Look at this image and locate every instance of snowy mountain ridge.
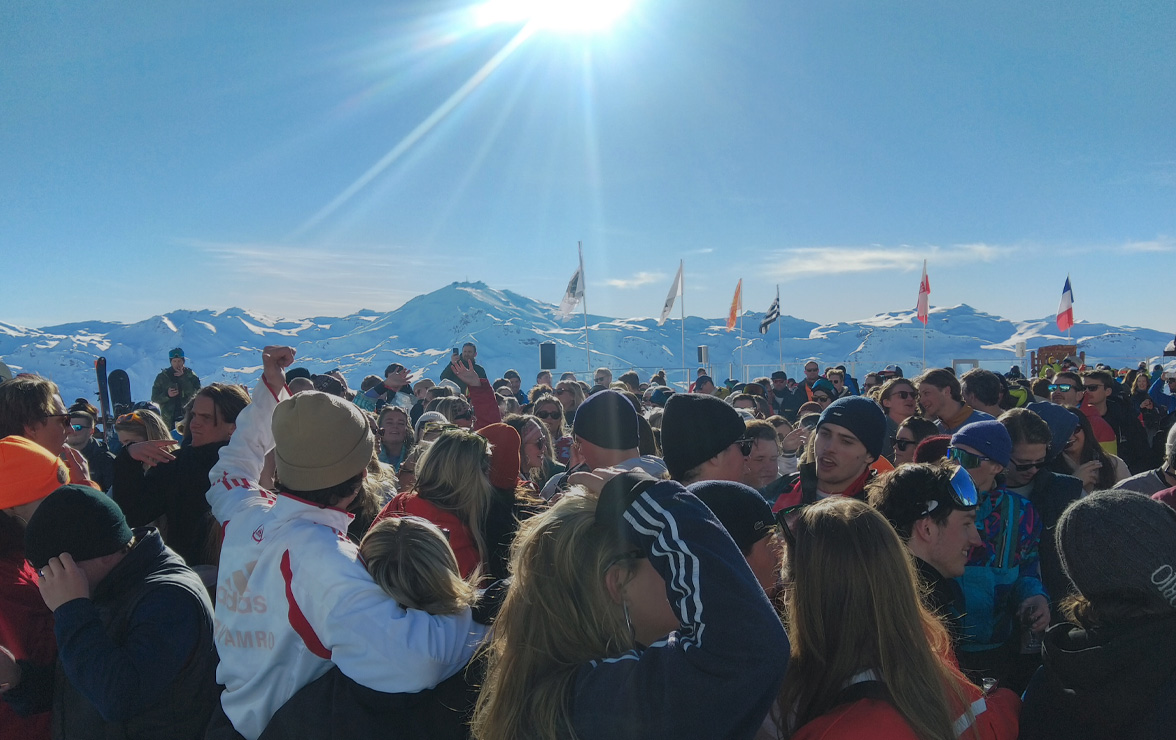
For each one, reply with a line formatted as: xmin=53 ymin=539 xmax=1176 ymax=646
xmin=1 ymin=281 xmax=1172 ymax=404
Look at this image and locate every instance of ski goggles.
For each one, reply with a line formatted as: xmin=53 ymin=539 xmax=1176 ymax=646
xmin=947 ymin=446 xmax=993 ymax=469
xmin=921 ymin=465 xmax=979 ymax=516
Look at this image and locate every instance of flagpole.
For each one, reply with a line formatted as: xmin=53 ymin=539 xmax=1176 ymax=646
xmin=579 ymin=241 xmax=590 ymax=376
xmin=679 ymin=259 xmax=686 ymax=391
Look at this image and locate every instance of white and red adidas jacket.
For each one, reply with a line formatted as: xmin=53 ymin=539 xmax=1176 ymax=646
xmin=205 ymin=378 xmax=486 ymax=740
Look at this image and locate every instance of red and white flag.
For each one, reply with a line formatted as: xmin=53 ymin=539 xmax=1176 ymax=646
xmin=1056 ymin=277 xmax=1075 ymax=332
xmin=726 ymin=279 xmax=742 ymax=331
xmin=915 ymin=260 xmax=930 ymax=325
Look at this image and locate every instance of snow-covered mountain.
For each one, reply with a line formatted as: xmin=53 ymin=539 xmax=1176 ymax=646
xmin=1 ymin=281 xmax=1172 ymax=404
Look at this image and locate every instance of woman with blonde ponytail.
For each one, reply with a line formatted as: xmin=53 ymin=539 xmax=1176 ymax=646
xmin=473 ymin=471 xmax=789 ymax=740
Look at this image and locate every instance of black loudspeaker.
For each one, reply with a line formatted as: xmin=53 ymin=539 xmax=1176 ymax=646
xmin=697 ymin=345 xmax=709 ymax=363
xmin=540 ymin=342 xmax=557 ymax=369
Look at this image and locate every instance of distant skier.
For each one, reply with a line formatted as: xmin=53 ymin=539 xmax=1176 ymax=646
xmin=151 ymin=347 xmax=200 ymax=431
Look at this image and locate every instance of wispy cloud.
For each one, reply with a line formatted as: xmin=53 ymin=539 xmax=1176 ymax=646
xmin=1120 ymin=236 xmax=1175 ymax=253
xmin=179 ymin=238 xmax=447 ymax=316
xmin=764 ymin=243 xmax=1014 ymax=280
xmin=605 ymin=271 xmax=666 ymax=289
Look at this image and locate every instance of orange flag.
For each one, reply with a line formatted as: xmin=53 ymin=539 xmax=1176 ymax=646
xmin=726 ymin=279 xmax=742 ymax=331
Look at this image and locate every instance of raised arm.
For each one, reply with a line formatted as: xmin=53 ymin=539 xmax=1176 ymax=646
xmin=205 ymin=346 xmax=292 ymax=524
xmin=572 ymin=473 xmax=790 ymax=740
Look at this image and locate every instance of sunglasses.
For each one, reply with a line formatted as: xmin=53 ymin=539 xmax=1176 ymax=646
xmin=454 ymin=410 xmax=475 ymax=421
xmin=920 ymin=465 xmax=979 ymax=516
xmin=422 ymin=422 xmax=458 ymax=436
xmin=775 ymin=503 xmax=812 ymax=548
xmin=812 ymin=395 xmax=831 ymax=403
xmin=891 ymin=437 xmax=917 ymax=452
xmin=535 ymin=410 xmax=562 ymax=420
xmin=555 ymin=388 xmax=573 ymax=396
xmin=948 ymin=447 xmax=993 ymax=469
xmin=116 ymin=411 xmax=147 ymax=425
xmin=70 ymin=423 xmax=92 ymax=432
xmin=604 ymin=548 xmax=647 ymax=572
xmin=44 ymin=413 xmax=73 ymax=427
xmin=1082 ymin=384 xmax=1103 ymax=392
xmin=1047 ymin=384 xmax=1075 ymax=392
xmin=1009 ymin=458 xmax=1047 ymax=473
xmin=736 ymin=436 xmax=756 ymax=456
xmin=889 ymin=390 xmax=915 ymax=400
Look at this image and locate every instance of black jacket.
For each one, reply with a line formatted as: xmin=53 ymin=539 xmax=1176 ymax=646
xmin=77 ymin=437 xmax=116 ymax=493
xmin=1019 ymin=613 xmax=1176 ymax=740
xmin=258 ymin=664 xmax=480 ymax=740
xmin=111 ymin=441 xmax=227 ymax=567
xmin=1017 ymin=470 xmax=1084 ymax=622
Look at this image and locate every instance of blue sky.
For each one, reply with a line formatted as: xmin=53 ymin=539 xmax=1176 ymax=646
xmin=3 ymin=0 xmax=1173 ymax=330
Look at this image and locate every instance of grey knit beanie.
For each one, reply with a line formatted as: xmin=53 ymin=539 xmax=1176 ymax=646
xmin=1056 ymin=490 xmax=1176 ymax=614
xmin=272 ymin=391 xmax=375 ymax=491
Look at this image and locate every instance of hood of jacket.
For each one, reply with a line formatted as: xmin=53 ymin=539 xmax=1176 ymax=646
xmin=1038 ymin=613 xmax=1176 ymax=728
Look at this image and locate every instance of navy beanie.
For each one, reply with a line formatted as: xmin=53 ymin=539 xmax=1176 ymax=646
xmin=817 ymin=396 xmax=887 ymax=460
xmin=1026 ymin=401 xmax=1080 ymax=460
xmin=661 ymin=393 xmax=747 ymax=480
xmin=25 ymin=484 xmax=134 ymax=570
xmin=573 ymin=390 xmax=640 ymax=451
xmin=951 ymin=420 xmax=1012 ymax=467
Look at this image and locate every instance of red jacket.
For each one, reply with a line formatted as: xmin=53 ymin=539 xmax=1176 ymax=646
xmin=0 ymin=522 xmax=54 ymax=740
xmin=373 ymin=494 xmax=480 ymax=578
xmin=771 ymin=466 xmax=874 ymax=513
xmin=792 ymin=674 xmax=1019 ymax=740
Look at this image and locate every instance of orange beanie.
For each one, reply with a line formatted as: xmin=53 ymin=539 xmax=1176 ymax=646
xmin=0 ymin=436 xmax=68 ymax=509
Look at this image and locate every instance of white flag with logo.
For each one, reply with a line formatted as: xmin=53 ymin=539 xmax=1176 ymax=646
xmin=759 ymin=287 xmax=780 ymax=334
xmin=557 ymin=245 xmax=585 ymax=319
xmin=658 ymin=261 xmax=683 ymax=326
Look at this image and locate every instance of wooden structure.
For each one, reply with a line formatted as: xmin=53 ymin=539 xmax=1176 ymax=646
xmin=1031 ymin=344 xmax=1084 ymax=375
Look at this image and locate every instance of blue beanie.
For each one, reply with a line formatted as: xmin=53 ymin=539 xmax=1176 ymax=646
xmin=817 ymin=396 xmax=887 ymax=460
xmin=951 ymin=420 xmax=1012 ymax=467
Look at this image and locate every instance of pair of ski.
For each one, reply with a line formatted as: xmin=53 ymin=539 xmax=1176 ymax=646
xmin=94 ymin=358 xmax=131 ymax=444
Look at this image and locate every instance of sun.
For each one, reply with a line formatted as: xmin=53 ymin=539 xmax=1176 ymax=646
xmin=473 ymin=0 xmax=635 ymax=33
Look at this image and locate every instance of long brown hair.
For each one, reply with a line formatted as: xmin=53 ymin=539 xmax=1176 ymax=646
xmin=775 ymin=498 xmax=973 ymax=740
xmin=471 ymin=490 xmax=636 ymax=740
xmin=1063 ymin=405 xmax=1119 ymax=490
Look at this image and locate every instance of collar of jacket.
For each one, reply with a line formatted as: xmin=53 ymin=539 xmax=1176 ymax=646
xmin=795 ymin=462 xmax=874 ymax=504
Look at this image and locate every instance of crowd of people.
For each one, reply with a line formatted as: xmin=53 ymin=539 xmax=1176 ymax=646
xmin=1 ymin=344 xmax=1175 ymax=740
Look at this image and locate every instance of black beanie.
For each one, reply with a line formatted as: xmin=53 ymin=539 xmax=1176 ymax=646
xmin=25 ymin=484 xmax=134 ymax=570
xmin=688 ymin=480 xmax=774 ymax=553
xmin=661 ymin=393 xmax=747 ymax=480
xmin=573 ymin=390 xmax=640 ymax=450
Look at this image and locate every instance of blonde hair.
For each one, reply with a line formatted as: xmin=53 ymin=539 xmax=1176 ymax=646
xmin=776 ymin=497 xmax=974 ymax=740
xmin=359 ymin=516 xmax=476 ymax=615
xmin=412 ymin=429 xmax=493 ymax=561
xmin=471 ymin=490 xmax=636 ymax=740
xmin=114 ymin=408 xmax=172 ymax=442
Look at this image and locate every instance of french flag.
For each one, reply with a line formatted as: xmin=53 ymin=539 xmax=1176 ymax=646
xmin=1056 ymin=277 xmax=1075 ymax=332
